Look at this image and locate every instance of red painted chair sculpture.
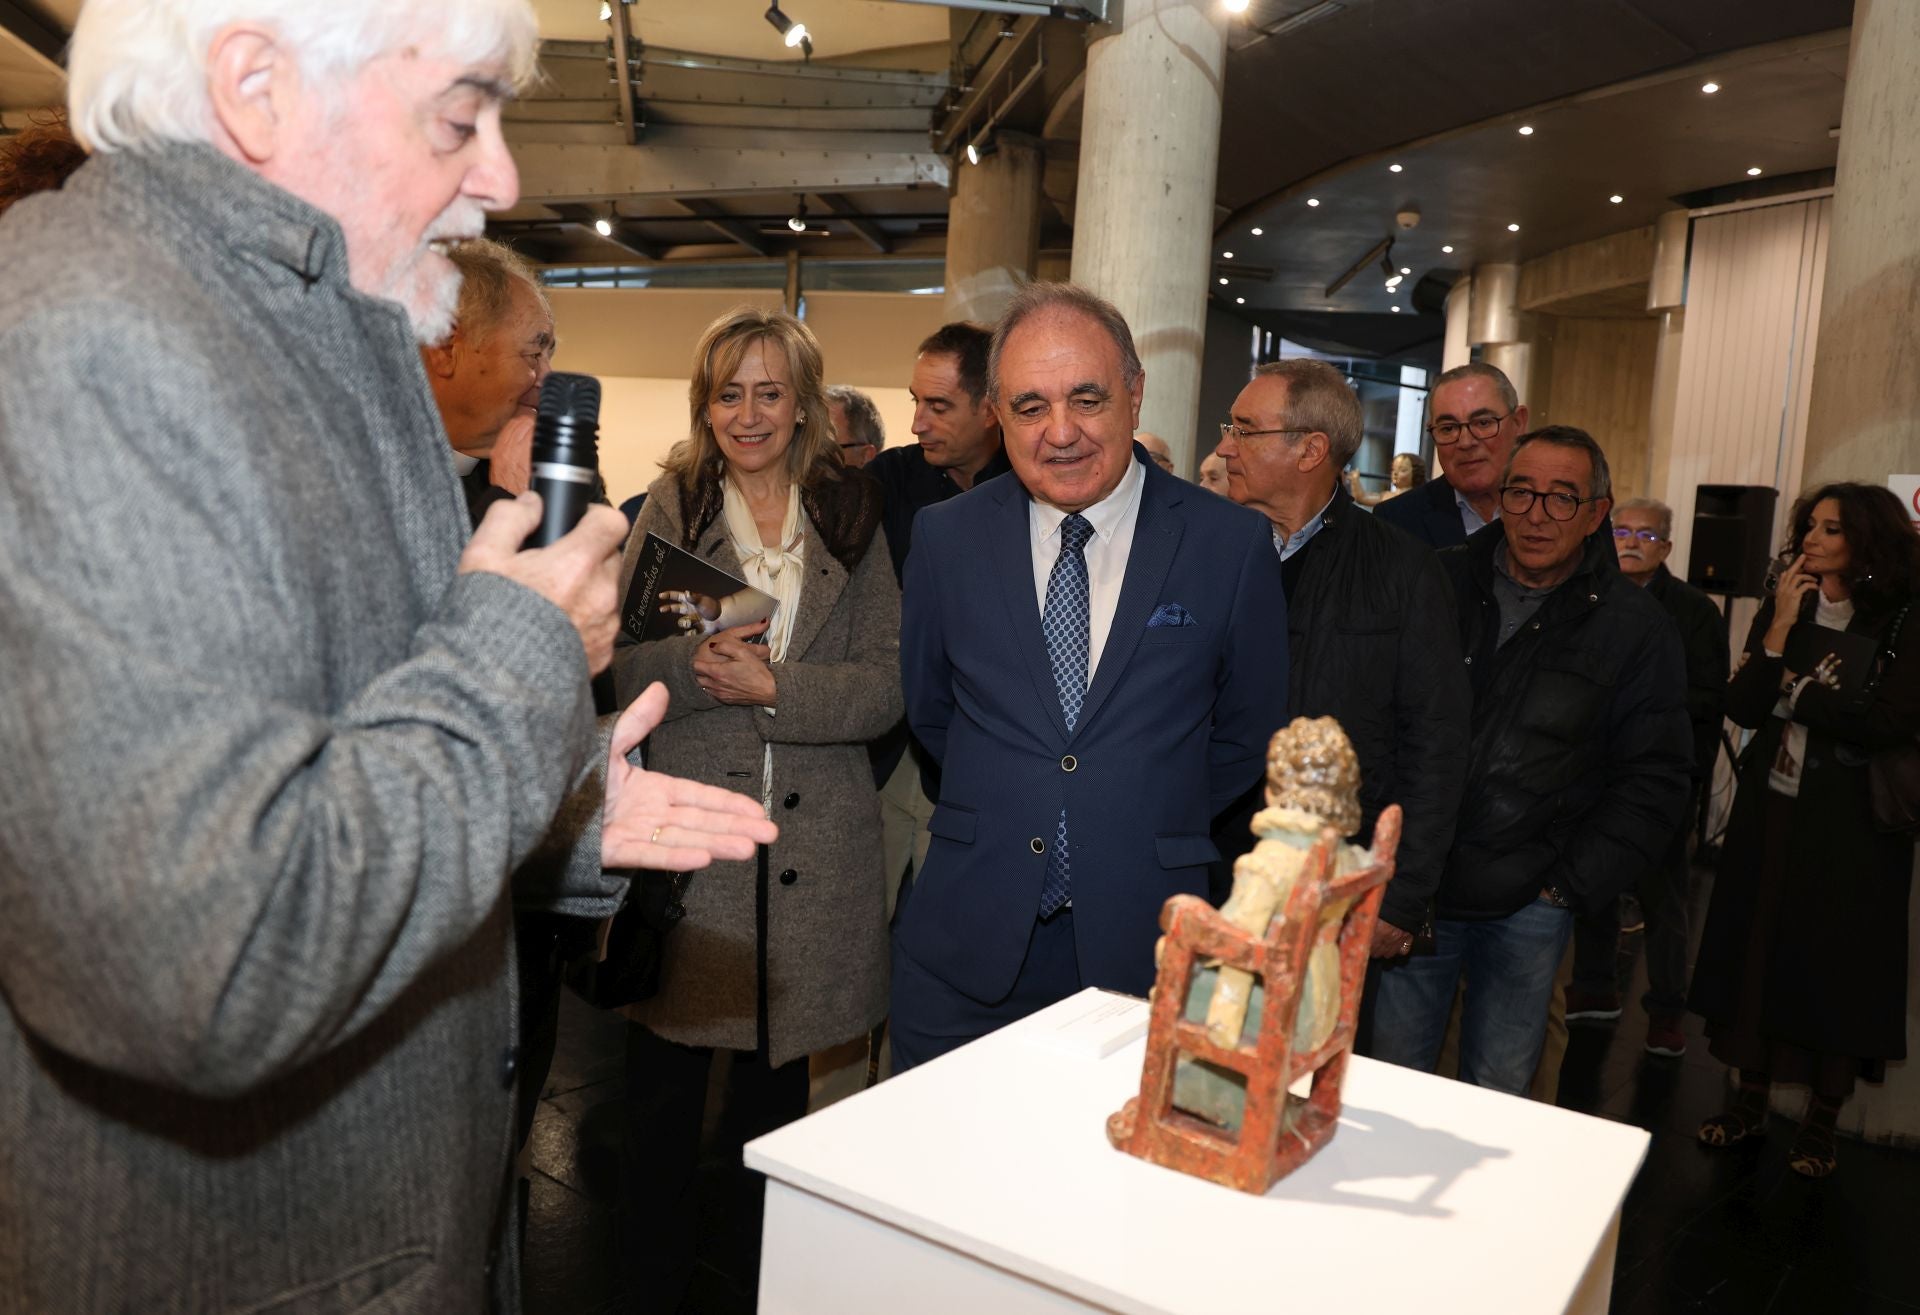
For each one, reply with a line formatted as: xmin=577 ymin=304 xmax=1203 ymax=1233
xmin=1108 ymin=717 xmax=1402 ymax=1194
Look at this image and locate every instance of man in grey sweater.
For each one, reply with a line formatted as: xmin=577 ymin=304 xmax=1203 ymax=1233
xmin=0 ymin=2 xmax=773 ymax=1310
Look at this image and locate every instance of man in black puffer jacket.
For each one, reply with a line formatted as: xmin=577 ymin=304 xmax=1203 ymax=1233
xmin=1212 ymin=360 xmax=1470 ymax=966
xmin=1369 ymin=426 xmax=1693 ymax=1095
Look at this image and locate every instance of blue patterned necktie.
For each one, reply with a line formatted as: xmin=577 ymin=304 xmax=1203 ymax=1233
xmin=1038 ymin=513 xmax=1093 ymax=917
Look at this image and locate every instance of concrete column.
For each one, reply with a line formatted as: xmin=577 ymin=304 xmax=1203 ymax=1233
xmin=1801 ymin=0 xmax=1920 ymax=487
xmin=1442 ymin=275 xmax=1473 ymax=372
xmin=944 ymin=132 xmax=1044 ymax=325
xmin=1070 ymin=0 xmax=1227 ymax=475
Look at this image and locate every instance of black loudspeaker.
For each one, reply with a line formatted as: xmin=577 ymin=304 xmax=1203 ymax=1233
xmin=1688 ymin=484 xmax=1779 ymax=596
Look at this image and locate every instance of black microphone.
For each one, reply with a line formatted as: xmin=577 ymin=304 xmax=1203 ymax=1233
xmin=528 ymin=372 xmax=602 ymax=547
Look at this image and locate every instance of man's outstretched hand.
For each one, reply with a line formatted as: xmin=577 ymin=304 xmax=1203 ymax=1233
xmin=601 ymin=682 xmax=777 ymax=870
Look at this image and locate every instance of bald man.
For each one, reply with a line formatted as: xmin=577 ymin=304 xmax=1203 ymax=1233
xmin=1135 ymin=431 xmax=1176 ymax=475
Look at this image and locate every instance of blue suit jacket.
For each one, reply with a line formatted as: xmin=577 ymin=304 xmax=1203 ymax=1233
xmin=1373 ymin=475 xmax=1468 ymax=549
xmin=897 ymin=452 xmax=1290 ymax=1002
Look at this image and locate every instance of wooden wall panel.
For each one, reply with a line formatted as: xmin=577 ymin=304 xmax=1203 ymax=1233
xmin=1538 ymin=315 xmax=1660 ymax=499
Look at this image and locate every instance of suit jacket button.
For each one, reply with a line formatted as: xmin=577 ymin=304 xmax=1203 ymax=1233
xmin=1061 ymin=754 xmax=1077 ymax=772
xmin=779 ymin=868 xmax=799 ymax=885
xmin=1030 ymin=837 xmax=1046 ymax=854
xmin=783 ymin=792 xmax=801 ymax=809
xmin=500 ymin=1046 xmax=520 ymax=1089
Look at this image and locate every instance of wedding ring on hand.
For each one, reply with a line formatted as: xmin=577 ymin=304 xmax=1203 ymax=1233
xmin=650 ymin=826 xmax=663 ymax=845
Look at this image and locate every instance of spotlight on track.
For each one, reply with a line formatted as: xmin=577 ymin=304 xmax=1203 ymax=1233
xmin=788 ymin=197 xmax=808 ymax=233
xmin=765 ymin=2 xmax=812 ymax=57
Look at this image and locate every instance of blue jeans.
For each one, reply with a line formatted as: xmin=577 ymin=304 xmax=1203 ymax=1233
xmin=1369 ymin=898 xmax=1574 ymax=1095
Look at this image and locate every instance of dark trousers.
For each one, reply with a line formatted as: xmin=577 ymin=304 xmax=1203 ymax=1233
xmin=620 ymin=1026 xmax=809 ymax=1311
xmin=890 ymin=907 xmax=1084 ymax=1072
xmin=1571 ymin=784 xmax=1697 ymax=1014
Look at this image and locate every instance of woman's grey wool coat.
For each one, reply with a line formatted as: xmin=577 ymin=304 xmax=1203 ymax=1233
xmin=612 ymin=471 xmax=903 ymax=1066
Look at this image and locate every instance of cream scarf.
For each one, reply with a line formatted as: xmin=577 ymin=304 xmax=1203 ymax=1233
xmin=721 ymin=478 xmax=805 ymax=812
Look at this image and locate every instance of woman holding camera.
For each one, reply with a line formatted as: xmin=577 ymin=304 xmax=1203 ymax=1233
xmin=1692 ymin=482 xmax=1920 ymax=1177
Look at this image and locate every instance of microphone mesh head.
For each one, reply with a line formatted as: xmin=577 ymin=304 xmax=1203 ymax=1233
xmin=537 ymin=372 xmax=602 ymax=424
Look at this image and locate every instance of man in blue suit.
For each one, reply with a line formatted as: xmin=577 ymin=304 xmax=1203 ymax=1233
xmin=892 ymin=283 xmax=1291 ymax=1069
xmin=1375 ymin=362 xmax=1528 ymax=549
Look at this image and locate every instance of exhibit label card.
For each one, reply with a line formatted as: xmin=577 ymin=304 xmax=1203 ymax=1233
xmin=1018 ymin=989 xmax=1150 ymax=1061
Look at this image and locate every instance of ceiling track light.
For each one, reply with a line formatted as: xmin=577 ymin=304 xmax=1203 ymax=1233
xmin=788 ymin=197 xmax=808 ymax=233
xmin=593 ymin=214 xmax=614 ymax=238
xmin=956 ymin=55 xmax=1044 ymax=170
xmin=765 ymin=2 xmax=812 ymax=58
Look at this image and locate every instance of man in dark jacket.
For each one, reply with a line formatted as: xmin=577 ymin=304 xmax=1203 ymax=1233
xmin=1370 ymin=427 xmax=1693 ymax=1094
xmin=1212 ymin=360 xmax=1471 ymax=959
xmin=1566 ymin=496 xmax=1729 ymax=1055
xmin=1376 ymin=362 xmax=1527 ymax=549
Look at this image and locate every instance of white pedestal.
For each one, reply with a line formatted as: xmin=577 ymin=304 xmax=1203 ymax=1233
xmin=748 ymin=989 xmax=1648 ymax=1315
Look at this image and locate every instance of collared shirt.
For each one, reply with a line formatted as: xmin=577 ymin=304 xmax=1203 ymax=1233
xmin=1490 ymin=543 xmax=1558 ymax=647
xmin=1457 ymin=486 xmax=1496 ymax=537
xmin=1270 ymin=491 xmax=1337 ymax=561
xmin=868 ymin=441 xmax=1015 ymax=585
xmin=1028 ymin=455 xmax=1146 ymax=685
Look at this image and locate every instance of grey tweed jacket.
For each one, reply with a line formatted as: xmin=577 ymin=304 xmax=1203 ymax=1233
xmin=613 ymin=472 xmax=901 ymax=1065
xmin=0 ymin=147 xmax=625 ymax=1312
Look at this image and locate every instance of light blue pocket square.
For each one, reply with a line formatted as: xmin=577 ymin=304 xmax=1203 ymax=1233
xmin=1147 ymin=602 xmax=1198 ymax=628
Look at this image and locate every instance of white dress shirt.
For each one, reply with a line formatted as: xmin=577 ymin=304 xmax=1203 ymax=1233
xmin=1028 ymin=456 xmax=1146 ymax=686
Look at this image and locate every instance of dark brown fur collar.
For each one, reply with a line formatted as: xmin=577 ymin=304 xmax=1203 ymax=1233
xmin=673 ymin=464 xmax=884 ymax=575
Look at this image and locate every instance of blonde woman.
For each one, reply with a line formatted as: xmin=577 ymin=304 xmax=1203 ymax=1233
xmin=610 ymin=307 xmax=900 ymax=1301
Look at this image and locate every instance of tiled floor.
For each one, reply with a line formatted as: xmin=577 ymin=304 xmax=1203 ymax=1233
xmin=524 ymin=865 xmax=1920 ymax=1314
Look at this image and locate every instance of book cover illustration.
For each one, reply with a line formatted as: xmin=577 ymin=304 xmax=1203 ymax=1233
xmin=622 ymin=532 xmax=777 ymax=643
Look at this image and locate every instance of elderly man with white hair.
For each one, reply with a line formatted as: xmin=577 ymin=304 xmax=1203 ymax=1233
xmin=0 ymin=2 xmax=775 ymax=1310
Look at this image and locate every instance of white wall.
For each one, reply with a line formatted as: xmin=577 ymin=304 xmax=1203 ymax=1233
xmin=547 ymin=288 xmax=946 ymax=505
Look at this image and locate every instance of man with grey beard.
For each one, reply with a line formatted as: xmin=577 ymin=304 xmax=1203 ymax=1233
xmin=0 ymin=1 xmax=773 ymax=1309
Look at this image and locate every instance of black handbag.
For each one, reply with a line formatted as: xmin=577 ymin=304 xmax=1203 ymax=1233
xmin=563 ymin=871 xmax=688 ymax=1009
xmin=1865 ymin=603 xmax=1920 ymax=836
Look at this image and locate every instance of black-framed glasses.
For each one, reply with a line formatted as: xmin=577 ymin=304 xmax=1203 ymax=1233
xmin=1428 ymin=411 xmax=1512 ymax=445
xmin=1612 ymin=527 xmax=1666 ymax=544
xmin=1500 ymin=485 xmax=1598 ymax=522
xmin=837 ymin=440 xmax=872 ymax=452
xmin=1220 ymin=422 xmax=1314 ymax=441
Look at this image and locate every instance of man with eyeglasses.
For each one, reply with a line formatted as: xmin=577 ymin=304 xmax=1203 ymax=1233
xmin=1564 ymin=497 xmax=1729 ymax=1056
xmin=1211 ymin=360 xmax=1469 ymax=977
xmin=827 ymin=383 xmax=885 ymax=468
xmin=1368 ymin=426 xmax=1693 ymax=1096
xmin=1376 ymin=361 xmax=1527 ymax=548
xmin=422 ymin=238 xmax=562 ymax=523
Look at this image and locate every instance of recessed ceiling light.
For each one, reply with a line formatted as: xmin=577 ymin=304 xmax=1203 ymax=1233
xmin=1235 ymin=296 xmax=1246 ymax=305
xmin=1399 ymin=266 xmax=1410 ymax=275
xmin=1223 ymin=251 xmax=1234 ymax=259
xmin=1389 ymin=163 xmax=1403 ymax=173
xmin=1507 ymin=223 xmax=1521 ymax=232
xmin=1702 ymin=81 xmax=1721 ymax=94
xmin=1747 ymin=166 xmax=1763 ymax=176
xmin=1251 ymin=227 xmax=1263 ymax=236
xmin=1306 ymin=198 xmax=1320 ymax=207
xmin=1390 ymin=305 xmax=1402 ymax=313
xmin=1218 ymin=277 xmax=1228 ymax=285
xmin=1518 ymin=125 xmax=1534 ymax=136
xmin=1441 ymin=244 xmax=1454 ymax=253
xmin=1609 ymin=194 xmax=1624 ymax=204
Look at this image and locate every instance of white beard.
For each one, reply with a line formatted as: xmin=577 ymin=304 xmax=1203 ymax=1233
xmin=388 ymin=200 xmax=488 ymax=346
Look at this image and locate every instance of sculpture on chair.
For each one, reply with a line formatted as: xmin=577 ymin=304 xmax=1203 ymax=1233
xmin=1108 ymin=716 xmax=1402 ymax=1193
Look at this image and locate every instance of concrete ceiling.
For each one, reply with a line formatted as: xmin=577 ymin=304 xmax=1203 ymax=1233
xmin=0 ymin=0 xmax=1866 ymax=305
xmin=1214 ymin=28 xmax=1849 ymax=317
xmin=1209 ymin=0 xmax=1854 ymax=323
